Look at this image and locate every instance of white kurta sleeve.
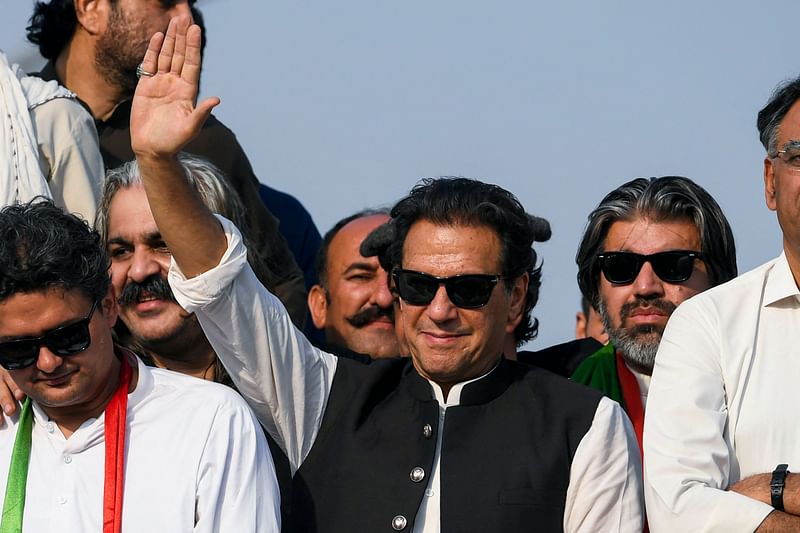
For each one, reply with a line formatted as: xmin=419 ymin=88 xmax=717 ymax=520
xmin=31 ymin=97 xmax=103 ymax=223
xmin=644 ymin=299 xmax=773 ymax=532
xmin=564 ymin=396 xmax=644 ymax=532
xmin=169 ymin=216 xmax=338 ymax=473
xmin=194 ymin=398 xmax=280 ymax=532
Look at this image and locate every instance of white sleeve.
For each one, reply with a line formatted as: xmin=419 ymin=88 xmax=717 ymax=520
xmin=169 ymin=216 xmax=338 ymax=473
xmin=30 ymin=97 xmax=103 ymax=223
xmin=564 ymin=396 xmax=643 ymax=533
xmin=644 ymin=300 xmax=772 ymax=532
xmin=194 ymin=399 xmax=280 ymax=532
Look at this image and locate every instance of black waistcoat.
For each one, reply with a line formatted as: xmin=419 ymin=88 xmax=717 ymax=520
xmin=290 ymin=357 xmax=602 ymax=533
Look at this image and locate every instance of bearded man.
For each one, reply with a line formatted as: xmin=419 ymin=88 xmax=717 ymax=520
xmin=573 ymin=176 xmax=737 ymax=453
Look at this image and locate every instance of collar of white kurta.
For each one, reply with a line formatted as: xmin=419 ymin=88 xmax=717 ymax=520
xmin=763 ymin=252 xmax=800 ymax=307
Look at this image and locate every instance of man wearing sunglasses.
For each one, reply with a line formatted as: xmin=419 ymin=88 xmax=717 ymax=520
xmin=574 ymin=176 xmax=737 ymax=455
xmin=645 ymin=79 xmax=800 ymax=531
xmin=0 ymin=200 xmax=279 ymax=531
xmin=130 ymin=17 xmax=643 ymax=532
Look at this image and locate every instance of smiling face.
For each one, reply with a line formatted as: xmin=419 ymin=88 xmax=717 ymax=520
xmin=308 ymin=214 xmax=400 ymax=358
xmin=106 ymin=185 xmax=202 ymax=353
xmin=399 ymin=220 xmax=526 ymax=392
xmin=597 ymin=216 xmax=711 ymax=374
xmin=0 ymin=288 xmax=119 ymax=422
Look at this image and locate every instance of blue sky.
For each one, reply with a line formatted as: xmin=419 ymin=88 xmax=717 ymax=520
xmin=2 ymin=1 xmax=791 ymax=348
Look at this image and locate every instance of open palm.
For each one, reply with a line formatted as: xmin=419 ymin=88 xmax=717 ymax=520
xmin=130 ymin=15 xmax=219 ymax=159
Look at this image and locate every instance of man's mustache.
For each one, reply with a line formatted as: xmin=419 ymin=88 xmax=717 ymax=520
xmin=619 ymin=297 xmax=676 ymax=323
xmin=117 ymin=275 xmax=177 ymax=306
xmin=346 ymin=304 xmax=395 ymax=328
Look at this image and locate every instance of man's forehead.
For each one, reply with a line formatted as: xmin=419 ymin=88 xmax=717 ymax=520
xmin=603 ymin=217 xmax=701 ymax=253
xmin=329 ymin=215 xmax=390 ymax=264
xmin=106 ymin=186 xmax=159 ymax=240
xmin=401 ymin=220 xmax=503 ymax=272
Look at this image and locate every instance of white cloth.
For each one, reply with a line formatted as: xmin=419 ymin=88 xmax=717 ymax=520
xmin=0 ymin=51 xmax=53 ymax=204
xmin=0 ymin=357 xmax=280 ymax=532
xmin=30 ymin=96 xmax=103 ymax=222
xmin=0 ymin=51 xmax=102 ymax=221
xmin=644 ymin=253 xmax=800 ymax=532
xmin=170 ymin=216 xmax=644 ymax=533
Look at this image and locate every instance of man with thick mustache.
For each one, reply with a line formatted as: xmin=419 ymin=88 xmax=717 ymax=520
xmin=573 ymin=176 xmax=737 ymax=454
xmin=307 ymin=209 xmax=401 ymax=358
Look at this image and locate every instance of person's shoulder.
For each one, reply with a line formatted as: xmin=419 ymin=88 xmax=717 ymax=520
xmin=509 ymin=359 xmax=604 ymax=405
xmin=677 ymin=256 xmax=779 ymax=316
xmin=148 ymin=366 xmax=250 ymax=411
xmin=517 ymin=338 xmax=603 ymax=377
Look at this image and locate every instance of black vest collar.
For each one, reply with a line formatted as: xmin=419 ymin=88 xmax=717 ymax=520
xmin=402 ymin=356 xmax=513 ymax=406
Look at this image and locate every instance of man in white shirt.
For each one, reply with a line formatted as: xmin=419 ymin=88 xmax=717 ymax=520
xmin=0 ymin=200 xmax=279 ymax=531
xmin=644 ymin=77 xmax=800 ymax=531
xmin=132 ymin=16 xmax=643 ymax=532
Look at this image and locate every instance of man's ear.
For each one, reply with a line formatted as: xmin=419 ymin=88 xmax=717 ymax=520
xmin=74 ymin=0 xmax=109 ymax=35
xmin=101 ymin=285 xmax=119 ymax=328
xmin=308 ymin=285 xmax=329 ymax=329
xmin=765 ymin=156 xmax=778 ymax=211
xmin=575 ymin=311 xmax=588 ymax=339
xmin=505 ymin=273 xmax=528 ymax=334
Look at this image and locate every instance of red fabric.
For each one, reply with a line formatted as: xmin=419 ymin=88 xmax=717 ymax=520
xmin=615 ymin=351 xmax=648 ymax=533
xmin=103 ymin=356 xmax=132 ymax=533
xmin=615 ymin=351 xmax=644 ymax=460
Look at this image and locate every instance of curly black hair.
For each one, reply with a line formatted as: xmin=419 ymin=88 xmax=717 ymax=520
xmin=0 ymin=199 xmax=110 ymax=303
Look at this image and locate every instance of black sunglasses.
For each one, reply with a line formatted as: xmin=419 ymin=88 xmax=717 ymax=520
xmin=392 ymin=269 xmax=504 ymax=309
xmin=0 ymin=301 xmax=98 ymax=370
xmin=596 ymin=251 xmax=704 ymax=285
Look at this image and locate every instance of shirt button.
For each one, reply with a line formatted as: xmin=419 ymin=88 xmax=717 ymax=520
xmin=425 ymin=488 xmax=434 ymax=497
xmin=63 ymin=455 xmax=72 ymax=464
xmin=422 ymin=424 xmax=432 ymax=439
xmin=57 ymin=496 xmax=67 ymax=504
xmin=46 ymin=422 xmax=55 ymax=434
xmin=391 ymin=515 xmax=407 ymax=531
xmin=410 ymin=467 xmax=425 ymax=483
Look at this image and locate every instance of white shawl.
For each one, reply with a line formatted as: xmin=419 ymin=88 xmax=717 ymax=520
xmin=0 ymin=50 xmax=73 ymax=206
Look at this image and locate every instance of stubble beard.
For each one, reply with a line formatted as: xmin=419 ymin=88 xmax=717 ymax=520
xmin=94 ymin=7 xmax=150 ymax=94
xmin=597 ymin=297 xmax=675 ymax=376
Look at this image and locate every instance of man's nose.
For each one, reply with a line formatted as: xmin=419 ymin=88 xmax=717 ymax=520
xmin=371 ymin=270 xmax=395 ymax=309
xmin=36 ymin=346 xmax=64 ymax=374
xmin=425 ymin=285 xmax=458 ymax=323
xmin=632 ymin=261 xmax=666 ymax=298
xmin=128 ymin=250 xmax=163 ymax=283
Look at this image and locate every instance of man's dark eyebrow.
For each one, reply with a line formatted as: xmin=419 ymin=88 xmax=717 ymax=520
xmin=343 ymin=262 xmax=378 ymax=275
xmin=106 ymin=231 xmax=163 ymax=247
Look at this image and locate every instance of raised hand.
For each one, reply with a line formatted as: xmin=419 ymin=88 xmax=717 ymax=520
xmin=130 ymin=15 xmax=220 ymax=160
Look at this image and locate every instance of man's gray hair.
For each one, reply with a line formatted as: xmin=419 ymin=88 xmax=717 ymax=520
xmin=96 ymin=153 xmax=247 ymax=245
xmin=576 ymin=176 xmax=737 ymax=309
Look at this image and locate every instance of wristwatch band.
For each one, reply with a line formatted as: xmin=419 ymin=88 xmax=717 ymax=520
xmin=771 ymin=463 xmax=790 ymax=512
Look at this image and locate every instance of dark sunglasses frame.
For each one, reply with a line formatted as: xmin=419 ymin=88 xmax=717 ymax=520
xmin=0 ymin=300 xmax=98 ymax=370
xmin=392 ymin=269 xmax=504 ymax=309
xmin=596 ymin=250 xmax=704 ymax=285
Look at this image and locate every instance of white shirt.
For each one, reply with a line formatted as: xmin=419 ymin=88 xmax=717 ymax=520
xmin=171 ymin=217 xmax=643 ymax=532
xmin=31 ymin=96 xmax=103 ymax=223
xmin=0 ymin=357 xmax=280 ymax=532
xmin=644 ymin=253 xmax=800 ymax=532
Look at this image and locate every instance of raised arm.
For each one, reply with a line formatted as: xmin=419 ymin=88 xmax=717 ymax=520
xmin=129 ymin=15 xmax=338 ymax=472
xmin=129 ymin=15 xmax=224 ymax=278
